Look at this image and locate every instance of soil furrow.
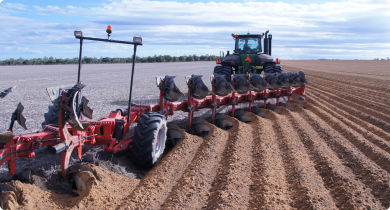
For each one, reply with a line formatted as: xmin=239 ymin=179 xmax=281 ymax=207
xmin=305 ymin=102 xmax=390 ymax=175
xmin=287 ymin=108 xmax=384 ymax=209
xmin=308 ymin=88 xmax=390 ymax=133
xmin=270 ymin=109 xmax=337 ymax=209
xmin=248 ymin=110 xmax=293 ymax=209
xmin=118 ymin=132 xmax=204 ymax=209
xmin=308 ymin=86 xmax=390 ymax=123
xmin=161 ymin=124 xmax=229 ymax=209
xmin=310 ymin=82 xmax=390 ymax=112
xmin=299 ymin=106 xmax=390 ymax=208
xmin=204 ymin=117 xmax=254 ymax=209
xmin=309 ymin=79 xmax=390 ymax=104
xmin=283 ymin=64 xmax=390 ymax=92
xmin=306 ymin=92 xmax=390 ymax=141
xmin=307 ymin=74 xmax=390 ymax=101
xmin=308 ymin=93 xmax=390 ymax=153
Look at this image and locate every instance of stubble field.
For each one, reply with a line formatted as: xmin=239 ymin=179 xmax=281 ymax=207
xmin=0 ymin=60 xmax=390 ymax=209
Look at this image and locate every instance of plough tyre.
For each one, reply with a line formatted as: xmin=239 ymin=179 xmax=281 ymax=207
xmin=130 ymin=112 xmax=167 ymax=168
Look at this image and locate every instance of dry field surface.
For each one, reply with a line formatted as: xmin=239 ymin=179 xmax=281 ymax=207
xmin=0 ymin=60 xmax=390 ymax=209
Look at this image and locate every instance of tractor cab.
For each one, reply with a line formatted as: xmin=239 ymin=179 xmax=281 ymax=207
xmin=234 ymin=34 xmax=263 ymax=54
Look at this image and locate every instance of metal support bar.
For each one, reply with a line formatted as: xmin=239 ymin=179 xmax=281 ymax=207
xmin=127 ymin=45 xmax=138 ymax=122
xmin=77 ymin=38 xmax=83 ymax=84
xmin=76 ymin=36 xmax=142 ymax=46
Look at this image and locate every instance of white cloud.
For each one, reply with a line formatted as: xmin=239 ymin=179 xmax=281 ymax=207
xmin=2 ymin=3 xmax=28 ymax=10
xmin=0 ymin=0 xmax=389 ymax=59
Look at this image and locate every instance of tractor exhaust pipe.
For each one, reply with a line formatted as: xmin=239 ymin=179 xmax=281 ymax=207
xmin=268 ymin=34 xmax=272 ymax=56
xmin=264 ymin=30 xmax=269 ymax=55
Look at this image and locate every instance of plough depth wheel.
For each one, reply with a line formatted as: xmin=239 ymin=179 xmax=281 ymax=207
xmin=130 ymin=112 xmax=167 ymax=168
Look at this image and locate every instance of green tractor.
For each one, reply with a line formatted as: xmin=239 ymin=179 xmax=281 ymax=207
xmin=214 ymin=30 xmax=282 ymax=82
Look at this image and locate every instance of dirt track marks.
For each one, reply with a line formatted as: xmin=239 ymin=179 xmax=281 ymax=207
xmin=204 ymin=117 xmax=254 ymax=209
xmin=120 ymin=131 xmax=204 ymax=209
xmin=248 ymin=111 xmax=292 ymax=209
xmin=301 ymin=105 xmax=390 ymax=208
xmin=161 ymin=123 xmax=229 ymax=209
xmin=271 ymin=110 xmax=337 ymax=209
xmin=307 ymin=92 xmax=390 ymax=141
xmin=289 ymin=108 xmax=383 ymax=209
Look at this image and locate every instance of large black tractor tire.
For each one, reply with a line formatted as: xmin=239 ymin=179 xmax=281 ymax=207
xmin=130 ymin=112 xmax=167 ymax=169
xmin=214 ymin=65 xmax=232 ymax=82
xmin=264 ymin=64 xmax=283 ymax=74
xmin=274 ymin=65 xmax=283 ymax=73
xmin=42 ymin=104 xmax=60 ymax=127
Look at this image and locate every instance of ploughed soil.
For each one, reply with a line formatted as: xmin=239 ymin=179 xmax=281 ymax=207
xmin=1 ymin=60 xmax=390 ymax=209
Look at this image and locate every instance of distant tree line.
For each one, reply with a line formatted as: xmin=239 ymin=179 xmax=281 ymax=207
xmin=0 ymin=54 xmax=220 ymax=66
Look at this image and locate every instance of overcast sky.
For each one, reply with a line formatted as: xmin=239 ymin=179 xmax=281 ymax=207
xmin=0 ymin=0 xmax=389 ymax=60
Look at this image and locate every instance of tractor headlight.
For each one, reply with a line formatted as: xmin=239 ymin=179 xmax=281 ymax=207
xmin=74 ymin=30 xmax=83 ymax=38
xmin=133 ymin=36 xmax=142 ymax=44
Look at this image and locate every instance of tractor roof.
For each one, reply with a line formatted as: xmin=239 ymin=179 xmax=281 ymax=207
xmin=234 ymin=33 xmax=263 ymax=38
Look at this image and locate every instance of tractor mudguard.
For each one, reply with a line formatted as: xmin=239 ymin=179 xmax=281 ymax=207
xmin=255 ymin=54 xmax=275 ymax=65
xmin=221 ymin=54 xmax=241 ymax=66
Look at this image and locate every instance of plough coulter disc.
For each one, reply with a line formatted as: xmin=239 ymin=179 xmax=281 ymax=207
xmin=166 ymin=123 xmax=183 ymax=146
xmin=250 ymin=74 xmax=269 ymax=92
xmin=212 ymin=74 xmax=234 ymax=96
xmin=234 ymin=110 xmax=252 ymax=123
xmin=161 ymin=76 xmax=184 ymax=102
xmin=189 ymin=75 xmax=210 ymax=100
xmin=191 ymin=117 xmax=210 ymax=137
xmin=215 ymin=113 xmax=235 ymax=130
xmin=130 ymin=112 xmax=167 ymax=168
xmin=232 ymin=75 xmax=254 ymax=94
xmin=71 ymin=171 xmax=97 ymax=194
xmin=68 ymin=164 xmax=96 ymax=193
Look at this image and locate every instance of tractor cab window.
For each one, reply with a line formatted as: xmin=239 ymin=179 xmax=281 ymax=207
xmin=236 ymin=37 xmax=262 ymax=53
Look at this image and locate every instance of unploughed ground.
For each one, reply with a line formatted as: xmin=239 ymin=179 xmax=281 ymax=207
xmin=1 ymin=60 xmax=390 ymax=209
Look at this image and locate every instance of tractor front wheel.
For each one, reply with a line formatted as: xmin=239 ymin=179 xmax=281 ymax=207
xmin=214 ymin=65 xmax=232 ymax=82
xmin=130 ymin=112 xmax=167 ymax=169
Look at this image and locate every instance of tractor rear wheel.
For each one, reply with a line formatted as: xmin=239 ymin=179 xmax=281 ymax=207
xmin=214 ymin=65 xmax=232 ymax=82
xmin=264 ymin=64 xmax=283 ymax=73
xmin=130 ymin=112 xmax=167 ymax=168
xmin=274 ymin=65 xmax=283 ymax=73
xmin=264 ymin=64 xmax=275 ymax=73
xmin=42 ymin=104 xmax=60 ymax=127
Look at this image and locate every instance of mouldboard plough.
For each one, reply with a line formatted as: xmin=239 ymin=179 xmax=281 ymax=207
xmin=0 ymin=28 xmax=306 ymax=187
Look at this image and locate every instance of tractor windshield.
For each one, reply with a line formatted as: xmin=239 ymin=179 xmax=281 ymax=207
xmin=235 ymin=37 xmax=262 ymax=53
